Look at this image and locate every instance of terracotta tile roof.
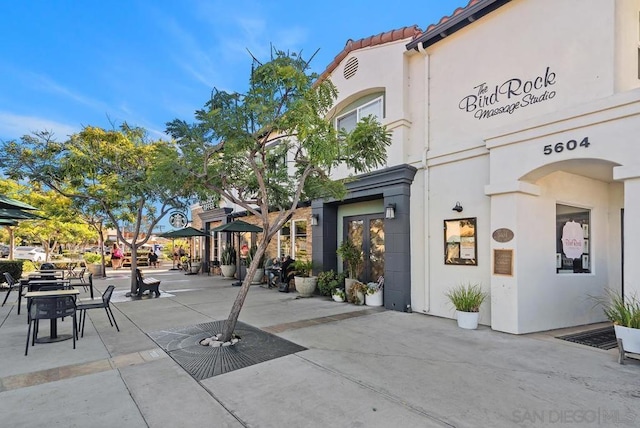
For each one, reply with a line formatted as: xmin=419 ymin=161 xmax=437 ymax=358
xmin=424 ymin=0 xmax=483 ymax=34
xmin=318 ymin=25 xmax=423 ymax=82
xmin=317 ymin=0 xmax=509 ymax=81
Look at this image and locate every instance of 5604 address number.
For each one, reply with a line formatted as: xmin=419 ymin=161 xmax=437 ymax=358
xmin=543 ymin=137 xmax=590 ymax=155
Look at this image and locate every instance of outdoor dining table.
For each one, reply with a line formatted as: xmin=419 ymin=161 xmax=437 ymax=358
xmin=23 ymin=289 xmax=79 ymax=343
xmin=27 ymin=279 xmax=71 ymax=292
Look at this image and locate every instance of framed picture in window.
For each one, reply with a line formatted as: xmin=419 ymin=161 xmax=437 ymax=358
xmin=582 ymin=224 xmax=589 ymax=239
xmin=583 ymin=239 xmax=589 ymax=254
xmin=444 ymin=218 xmax=477 ymax=266
xmin=582 ymin=254 xmax=590 ymax=270
xmin=556 ymin=253 xmax=562 ymax=269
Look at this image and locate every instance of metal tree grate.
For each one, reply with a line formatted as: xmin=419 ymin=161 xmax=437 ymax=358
xmin=149 ymin=321 xmax=307 ymax=380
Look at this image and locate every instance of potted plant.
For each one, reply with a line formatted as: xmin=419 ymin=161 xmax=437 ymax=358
xmin=220 ymin=246 xmax=237 ymax=279
xmin=332 ymin=288 xmax=346 ymax=302
xmin=347 ymin=281 xmax=366 ymax=305
xmin=292 ymin=258 xmax=317 ymax=297
xmin=365 ymin=276 xmax=384 ymax=307
xmin=190 ymin=256 xmax=202 ymax=274
xmin=595 ymin=289 xmax=640 ymax=361
xmin=337 ymin=239 xmax=363 ymax=302
xmin=445 ymin=282 xmax=487 ymax=329
xmin=317 ymin=270 xmax=346 ymax=297
xmin=246 ymin=245 xmax=265 ymax=284
xmin=84 ymin=252 xmax=103 ymax=277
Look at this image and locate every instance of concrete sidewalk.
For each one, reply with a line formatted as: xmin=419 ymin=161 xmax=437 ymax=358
xmin=0 ymin=265 xmax=638 ymax=427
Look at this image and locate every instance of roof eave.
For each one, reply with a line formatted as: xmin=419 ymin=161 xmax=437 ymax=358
xmin=406 ymin=0 xmax=512 ymax=51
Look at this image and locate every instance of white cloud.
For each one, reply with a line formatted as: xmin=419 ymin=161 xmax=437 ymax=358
xmin=23 ymin=71 xmax=108 ymax=112
xmin=0 ymin=112 xmax=78 ymax=141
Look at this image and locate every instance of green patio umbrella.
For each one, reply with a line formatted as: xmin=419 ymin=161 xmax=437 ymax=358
xmin=0 ymin=208 xmax=44 ymax=220
xmin=211 ymin=220 xmax=263 ymax=286
xmin=160 ymin=227 xmax=209 ymax=270
xmin=0 ymin=195 xmax=37 ymax=210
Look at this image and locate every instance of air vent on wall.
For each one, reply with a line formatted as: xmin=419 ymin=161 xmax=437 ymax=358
xmin=343 ymin=57 xmax=359 ymax=79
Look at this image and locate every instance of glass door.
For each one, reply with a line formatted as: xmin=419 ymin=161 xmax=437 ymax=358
xmin=344 ymin=215 xmax=385 ymax=283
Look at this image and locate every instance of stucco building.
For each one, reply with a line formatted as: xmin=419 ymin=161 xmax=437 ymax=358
xmin=199 ymin=0 xmax=640 ymax=334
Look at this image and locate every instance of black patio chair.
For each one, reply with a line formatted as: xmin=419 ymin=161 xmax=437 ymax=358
xmin=25 ymin=295 xmax=77 ymax=355
xmin=2 ymin=272 xmax=20 ymax=307
xmin=76 ymin=285 xmax=119 ymax=337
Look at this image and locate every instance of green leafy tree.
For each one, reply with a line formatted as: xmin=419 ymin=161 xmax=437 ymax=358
xmin=0 ymin=179 xmax=94 ymax=259
xmin=167 ymin=49 xmax=391 ymax=341
xmin=1 ymin=125 xmax=195 ymax=294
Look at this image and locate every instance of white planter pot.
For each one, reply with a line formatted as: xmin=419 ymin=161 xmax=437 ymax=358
xmin=294 ymin=276 xmax=318 ymax=297
xmin=365 ymin=289 xmax=383 ymax=307
xmin=614 ymin=324 xmax=640 ymax=354
xmin=332 ymin=291 xmax=345 ymax=302
xmin=251 ymin=268 xmax=265 ymax=284
xmin=344 ymin=278 xmax=358 ymax=303
xmin=87 ymin=264 xmax=103 ymax=277
xmin=220 ymin=264 xmax=236 ymax=279
xmin=456 ymin=311 xmax=479 ymax=330
xmin=190 ymin=263 xmax=201 ymax=274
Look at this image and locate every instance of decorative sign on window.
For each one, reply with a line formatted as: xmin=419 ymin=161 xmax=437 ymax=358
xmin=444 ymin=218 xmax=477 ymax=266
xmin=556 ymin=204 xmax=590 ymax=274
xmin=458 ymin=67 xmax=557 ymax=120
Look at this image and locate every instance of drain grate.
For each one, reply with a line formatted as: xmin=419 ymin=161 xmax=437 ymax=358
xmin=149 ymin=321 xmax=307 ymax=380
xmin=557 ymin=326 xmax=618 ymax=350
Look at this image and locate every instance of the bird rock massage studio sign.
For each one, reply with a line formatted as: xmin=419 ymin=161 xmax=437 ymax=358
xmin=458 ymin=67 xmax=557 ymax=120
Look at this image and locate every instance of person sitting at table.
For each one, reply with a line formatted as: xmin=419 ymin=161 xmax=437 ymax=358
xmin=279 ymin=255 xmax=295 ymax=292
xmin=264 ymin=255 xmax=280 ymax=288
xmin=148 ymin=251 xmax=159 ymax=268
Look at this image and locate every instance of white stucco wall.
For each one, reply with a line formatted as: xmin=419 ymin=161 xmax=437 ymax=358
xmin=426 ymin=0 xmax=616 ymax=155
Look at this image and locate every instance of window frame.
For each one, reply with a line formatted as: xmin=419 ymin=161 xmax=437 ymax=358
xmin=335 ymin=96 xmax=384 ymax=132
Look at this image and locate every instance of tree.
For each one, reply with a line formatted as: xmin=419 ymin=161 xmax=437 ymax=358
xmin=167 ymin=49 xmax=391 ymax=341
xmin=0 ymin=178 xmax=94 ymax=259
xmin=0 ymin=125 xmax=195 ymax=294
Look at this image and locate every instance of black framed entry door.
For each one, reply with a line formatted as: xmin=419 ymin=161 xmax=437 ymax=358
xmin=344 ymin=214 xmax=385 ymax=283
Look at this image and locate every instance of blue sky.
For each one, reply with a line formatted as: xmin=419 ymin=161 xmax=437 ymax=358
xmin=0 ymin=0 xmax=468 ymax=143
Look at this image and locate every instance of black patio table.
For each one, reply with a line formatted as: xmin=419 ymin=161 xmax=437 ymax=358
xmin=24 ymin=289 xmax=79 ymax=343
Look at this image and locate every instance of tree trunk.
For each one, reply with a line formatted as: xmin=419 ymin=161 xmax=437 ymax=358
xmin=130 ymin=245 xmax=138 ymax=294
xmin=219 ymin=243 xmax=267 ymax=342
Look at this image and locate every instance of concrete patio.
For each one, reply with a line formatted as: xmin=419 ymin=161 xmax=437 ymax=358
xmin=0 ymin=264 xmax=638 ymax=427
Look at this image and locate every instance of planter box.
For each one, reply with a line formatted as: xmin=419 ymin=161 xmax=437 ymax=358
xmin=456 ymin=311 xmax=479 ymax=329
xmin=365 ymin=290 xmax=383 ymax=306
xmin=220 ymin=264 xmax=236 ymax=279
xmin=614 ymin=324 xmax=640 ymax=354
xmin=294 ymin=276 xmax=317 ymax=297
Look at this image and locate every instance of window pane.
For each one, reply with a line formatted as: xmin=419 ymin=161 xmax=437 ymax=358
xmin=293 ymin=220 xmax=307 ymax=259
xmin=337 ymin=111 xmax=357 ymax=132
xmin=556 ymin=204 xmax=590 ymax=274
xmin=358 ymin=98 xmax=382 ymax=121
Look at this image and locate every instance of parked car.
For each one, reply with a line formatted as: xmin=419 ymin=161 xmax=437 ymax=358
xmin=84 ymin=246 xmax=111 ymax=255
xmin=14 ymin=246 xmax=46 ymax=262
xmin=0 ymin=244 xmax=9 ymax=258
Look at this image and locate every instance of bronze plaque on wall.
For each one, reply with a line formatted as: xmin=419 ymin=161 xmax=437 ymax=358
xmin=492 ymin=228 xmax=514 ymax=243
xmin=493 ymin=249 xmax=513 ymax=276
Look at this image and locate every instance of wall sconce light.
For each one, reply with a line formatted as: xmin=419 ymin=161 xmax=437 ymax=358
xmin=310 ymin=214 xmax=319 ymax=226
xmin=385 ymin=203 xmax=396 ymax=219
xmin=452 ymin=202 xmax=463 ymax=212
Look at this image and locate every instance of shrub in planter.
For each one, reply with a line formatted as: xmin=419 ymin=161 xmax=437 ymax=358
xmin=336 ymin=239 xmax=363 ymax=279
xmin=317 ymin=270 xmax=347 ymax=296
xmin=347 ymin=281 xmax=367 ymax=305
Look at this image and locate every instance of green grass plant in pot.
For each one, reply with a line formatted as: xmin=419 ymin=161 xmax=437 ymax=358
xmin=445 ymin=282 xmax=487 ymax=329
xmin=220 ymin=246 xmax=237 ymax=279
xmin=337 ymin=239 xmax=363 ymax=302
xmin=594 ymin=289 xmax=640 ymax=362
xmin=292 ymin=259 xmax=317 ymax=297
